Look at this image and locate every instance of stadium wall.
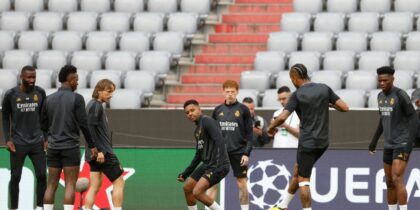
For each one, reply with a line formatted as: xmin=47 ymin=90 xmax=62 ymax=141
xmin=0 ymin=109 xmax=382 ymax=149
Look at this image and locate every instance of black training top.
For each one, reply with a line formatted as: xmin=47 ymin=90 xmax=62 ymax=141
xmin=42 ymin=87 xmax=96 ymax=150
xmin=370 ymin=87 xmax=416 ymax=150
xmin=85 ymin=99 xmax=113 ymax=161
xmin=212 ymin=100 xmax=253 ymax=156
xmin=285 ymin=83 xmax=340 ymax=149
xmin=2 ymin=86 xmax=46 ymax=145
xmin=182 ymin=115 xmax=230 ymax=177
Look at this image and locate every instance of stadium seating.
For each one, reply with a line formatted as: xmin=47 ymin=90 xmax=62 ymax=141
xmin=52 ymin=31 xmax=84 ymax=51
xmin=90 ymin=70 xmax=122 ymax=88
xmin=81 ymin=0 xmax=111 ymax=13
xmin=293 ymin=0 xmax=323 ymax=13
xmin=280 ymin=13 xmax=311 ymax=33
xmin=369 ymin=32 xmax=402 ymax=53
xmin=75 ymin=88 xmax=95 ymax=104
xmin=254 ymin=51 xmax=286 ymax=73
xmin=348 ymin=12 xmax=380 ymax=33
xmin=139 ymin=51 xmax=171 ymax=76
xmin=0 ymin=70 xmax=18 ymax=90
xmin=323 ymin=51 xmax=356 ymax=72
xmin=100 ymin=12 xmax=132 ymax=32
xmin=267 ymin=32 xmax=299 ymax=53
xmin=345 ymin=71 xmax=377 ymax=91
xmin=133 ymin=13 xmax=165 ymax=33
xmin=110 ymin=89 xmax=142 ymax=109
xmin=276 ymin=71 xmax=296 ymax=91
xmin=67 ymin=12 xmax=98 ymax=32
xmin=393 ymin=51 xmax=420 ymax=71
xmin=48 ymin=0 xmax=78 ymax=12
xmin=124 ymin=71 xmax=156 ymax=94
xmin=167 ymin=13 xmax=199 ymax=35
xmin=288 ymin=51 xmax=321 ymax=72
xmin=0 ymin=31 xmax=16 ymax=51
xmin=180 ymin=0 xmax=211 ymax=15
xmin=394 ymin=0 xmax=420 ymax=12
xmin=335 ymin=89 xmax=366 ymax=108
xmin=406 ymin=32 xmax=420 ymax=51
xmin=314 ymin=13 xmax=346 ymax=33
xmin=236 ymin=89 xmax=259 ymax=105
xmin=71 ymin=51 xmax=103 ymax=71
xmin=114 ymin=0 xmax=144 ymax=13
xmin=0 ymin=0 xmax=10 ymax=12
xmin=360 ymin=0 xmax=391 ymax=13
xmin=262 ymin=89 xmax=281 ymax=108
xmin=327 ymin=0 xmax=358 ymax=13
xmin=336 ymin=32 xmax=368 ymax=53
xmin=240 ymin=71 xmax=271 ymax=92
xmin=18 ymin=31 xmax=49 ymax=51
xmin=0 ymin=12 xmax=30 ymax=31
xmin=148 ymin=0 xmax=178 ymax=13
xmin=119 ymin=32 xmax=151 ymax=53
xmin=311 ymin=70 xmax=342 ymax=91
xmin=105 ymin=51 xmax=137 ymax=71
xmin=15 ymin=0 xmax=44 ymax=12
xmin=367 ymin=89 xmax=382 ymax=108
xmin=393 ymin=71 xmax=413 ymax=90
xmin=33 ymin=12 xmax=64 ymax=32
xmin=2 ymin=50 xmax=33 ymax=69
xmin=358 ymin=51 xmax=391 ymax=71
xmin=35 ymin=69 xmax=54 ymax=89
xmin=382 ymin=12 xmax=414 ymax=33
xmin=153 ymin=32 xmax=184 ymax=56
xmin=85 ymin=31 xmax=117 ymax=51
xmin=301 ymin=32 xmax=334 ymax=53
xmin=36 ymin=50 xmax=68 ymax=71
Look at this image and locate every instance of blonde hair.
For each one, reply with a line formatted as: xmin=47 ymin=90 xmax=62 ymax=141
xmin=222 ymin=80 xmax=239 ymax=90
xmin=92 ymin=79 xmax=116 ymax=99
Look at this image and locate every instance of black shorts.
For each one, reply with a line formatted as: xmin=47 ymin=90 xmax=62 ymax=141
xmin=383 ymin=148 xmax=411 ymax=165
xmin=47 ymin=147 xmax=80 ymax=168
xmin=296 ymin=146 xmax=327 ymax=178
xmin=89 ymin=153 xmax=124 ymax=182
xmin=229 ymin=154 xmax=248 ymax=178
xmin=190 ymin=164 xmax=230 ymax=187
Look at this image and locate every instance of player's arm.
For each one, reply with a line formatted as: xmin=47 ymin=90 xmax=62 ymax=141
xmin=1 ymin=91 xmax=15 ymax=152
xmin=74 ymin=95 xmax=99 ymax=157
xmin=179 ymin=150 xmax=201 ymax=181
xmin=398 ymin=90 xmax=417 ymax=149
xmin=369 ymin=117 xmax=383 ymax=154
xmin=242 ymin=106 xmax=253 ymax=157
xmin=329 ymin=87 xmax=349 ymax=112
xmin=87 ymin=102 xmax=105 ymax=163
xmin=269 ymin=93 xmax=297 ymax=136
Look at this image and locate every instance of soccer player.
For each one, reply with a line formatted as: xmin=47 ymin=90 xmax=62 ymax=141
xmin=84 ymin=79 xmax=125 ymax=210
xmin=2 ymin=66 xmax=47 ymax=210
xmin=41 ymin=65 xmax=98 ymax=210
xmin=178 ymin=99 xmax=230 ymax=210
xmin=368 ymin=66 xmax=416 ymax=210
xmin=208 ymin=80 xmax=253 ymax=210
xmin=267 ymin=64 xmax=349 ymax=210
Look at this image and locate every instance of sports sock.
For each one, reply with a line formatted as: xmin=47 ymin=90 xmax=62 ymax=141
xmin=240 ymin=204 xmax=249 ymax=210
xmin=279 ymin=192 xmax=295 ymax=208
xmin=399 ymin=204 xmax=407 ymax=210
xmin=208 ymin=202 xmax=222 ymax=210
xmin=188 ymin=205 xmax=198 ymax=210
xmin=64 ymin=204 xmax=74 ymax=210
xmin=302 ymin=208 xmax=312 ymax=210
xmin=43 ymin=204 xmax=54 ymax=210
xmin=388 ymin=204 xmax=397 ymax=210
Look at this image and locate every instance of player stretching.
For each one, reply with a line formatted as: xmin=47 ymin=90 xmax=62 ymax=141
xmin=178 ymin=99 xmax=230 ymax=210
xmin=268 ymin=64 xmax=349 ymax=210
xmin=84 ymin=79 xmax=125 ymax=210
xmin=369 ymin=66 xmax=416 ymax=210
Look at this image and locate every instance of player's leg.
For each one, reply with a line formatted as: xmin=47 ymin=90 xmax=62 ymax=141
xmin=28 ymin=142 xmax=47 ymax=209
xmin=275 ymin=164 xmax=299 ymax=209
xmin=102 ymin=153 xmax=125 ymax=209
xmin=84 ymin=171 xmax=103 ymax=209
xmin=383 ymin=149 xmax=397 ymax=210
xmin=61 ymin=147 xmax=81 ymax=210
xmin=229 ymin=154 xmax=249 ymax=210
xmin=62 ymin=166 xmax=79 ymax=209
xmin=184 ymin=178 xmax=198 ymax=208
xmin=43 ymin=167 xmax=61 ymax=210
xmin=391 ymin=150 xmax=409 ymax=210
xmin=193 ymin=166 xmax=228 ymax=210
xmin=206 ymin=185 xmax=218 ymax=202
xmin=8 ymin=144 xmax=28 ymax=210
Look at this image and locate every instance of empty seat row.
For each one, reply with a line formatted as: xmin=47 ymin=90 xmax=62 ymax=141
xmin=254 ymin=50 xmax=420 ymax=73
xmin=0 ymin=31 xmax=185 ymax=55
xmin=0 ymin=12 xmax=199 ymax=34
xmin=281 ymin=12 xmax=420 ymax=33
xmin=268 ymin=31 xmax=420 ymax=53
xmin=241 ymin=70 xmax=418 ymax=93
xmin=254 ymin=87 xmax=416 ymax=108
xmin=0 ymin=0 xmax=211 ymax=14
xmin=0 ymin=50 xmax=172 ymax=75
xmin=294 ymin=0 xmax=420 ymax=13
xmin=0 ymin=69 xmax=157 ymax=94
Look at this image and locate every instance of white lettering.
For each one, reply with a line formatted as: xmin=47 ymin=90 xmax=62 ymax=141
xmin=311 ymin=167 xmax=338 ymax=203
xmin=375 ymin=169 xmax=387 ymax=203
xmin=406 ymin=169 xmax=420 ymax=200
xmin=346 ymin=168 xmax=369 ymax=203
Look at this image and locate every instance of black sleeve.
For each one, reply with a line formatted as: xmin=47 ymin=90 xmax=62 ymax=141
xmin=398 ymin=90 xmax=415 ymax=117
xmin=242 ymin=105 xmax=253 ymax=156
xmin=369 ymin=117 xmax=383 ymax=151
xmin=328 ymin=86 xmax=340 ymax=104
xmin=2 ymin=91 xmax=12 ymax=142
xmin=38 ymin=88 xmax=48 ymax=140
xmin=181 ymin=149 xmax=201 ymax=178
xmin=285 ymin=92 xmax=298 ymax=113
xmin=74 ymin=94 xmax=96 ymax=148
xmin=203 ymin=117 xmax=226 ymax=168
xmin=87 ymin=102 xmax=105 ymax=153
xmin=212 ymin=106 xmax=218 ymax=120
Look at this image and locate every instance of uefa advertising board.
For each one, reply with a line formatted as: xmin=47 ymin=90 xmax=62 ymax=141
xmin=1 ymin=148 xmax=419 ymax=210
xmin=224 ymin=149 xmax=420 ymax=210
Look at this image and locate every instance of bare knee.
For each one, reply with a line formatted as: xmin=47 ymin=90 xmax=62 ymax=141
xmin=113 ymin=176 xmax=125 ymax=189
xmin=386 ymin=177 xmax=395 ymax=189
xmin=184 ymin=183 xmax=194 ymax=194
xmin=192 ymin=187 xmax=204 ymax=198
xmin=236 ymin=178 xmax=248 ymax=189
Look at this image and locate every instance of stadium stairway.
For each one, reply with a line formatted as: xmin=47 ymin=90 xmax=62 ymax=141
xmin=161 ymin=0 xmax=293 ymax=106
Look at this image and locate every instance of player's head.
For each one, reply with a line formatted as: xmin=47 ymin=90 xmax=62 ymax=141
xmin=92 ymin=79 xmax=116 ymax=103
xmin=242 ymin=97 xmax=255 ymax=117
xmin=183 ymin=99 xmax=202 ymax=122
xmin=289 ymin=64 xmax=310 ymax=88
xmin=411 ymin=89 xmax=420 ymax=108
xmin=377 ymin=66 xmax=395 ymax=92
xmin=58 ymin=65 xmax=78 ymax=91
xmin=222 ymin=80 xmax=239 ymax=104
xmin=20 ymin=65 xmax=36 ymax=90
xmin=277 ymin=86 xmax=291 ymax=107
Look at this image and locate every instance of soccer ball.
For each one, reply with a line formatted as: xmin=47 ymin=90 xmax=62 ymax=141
xmin=247 ymin=160 xmax=291 ymax=209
